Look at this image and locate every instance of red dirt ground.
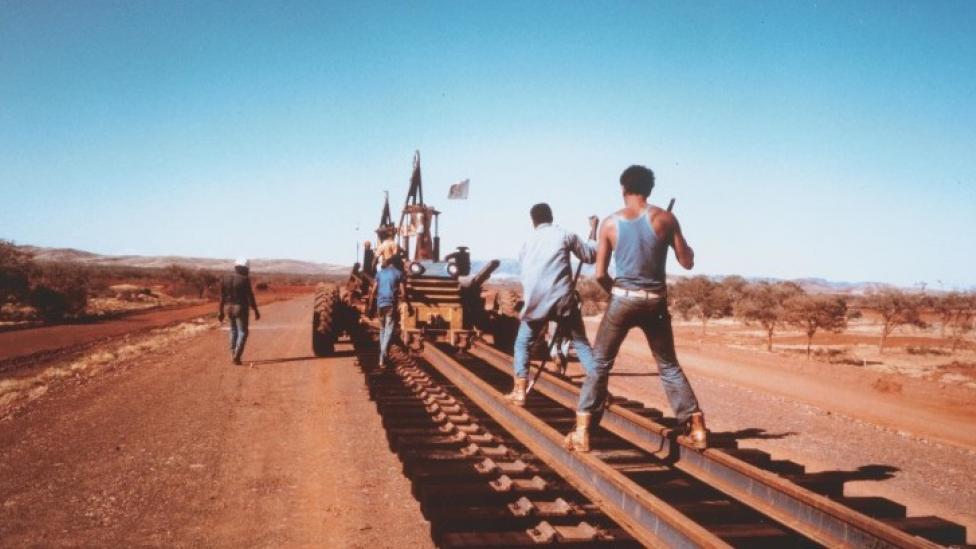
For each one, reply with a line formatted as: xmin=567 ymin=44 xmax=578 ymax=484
xmin=0 ymin=286 xmax=313 ymax=367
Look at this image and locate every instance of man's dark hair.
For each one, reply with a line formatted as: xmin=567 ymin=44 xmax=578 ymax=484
xmin=620 ymin=165 xmax=655 ymax=198
xmin=530 ymin=203 xmax=553 ymax=226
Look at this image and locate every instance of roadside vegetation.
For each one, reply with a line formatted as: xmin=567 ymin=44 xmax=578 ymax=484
xmin=0 ymin=240 xmax=326 ymax=326
xmin=568 ymin=271 xmax=975 ymax=359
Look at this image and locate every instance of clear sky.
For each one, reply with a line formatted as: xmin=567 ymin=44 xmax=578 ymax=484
xmin=1 ymin=1 xmax=974 ymax=288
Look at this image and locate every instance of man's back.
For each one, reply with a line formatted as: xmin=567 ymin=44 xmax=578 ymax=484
xmin=375 ymin=266 xmax=403 ymax=309
xmin=519 ymin=224 xmax=595 ymax=321
xmin=221 ymin=272 xmax=256 ymax=310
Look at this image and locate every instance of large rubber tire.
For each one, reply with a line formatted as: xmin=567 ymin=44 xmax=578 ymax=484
xmin=312 ymin=283 xmax=340 ymax=356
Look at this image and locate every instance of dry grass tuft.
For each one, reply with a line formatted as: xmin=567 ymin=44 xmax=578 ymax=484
xmin=0 ymin=319 xmax=214 ymax=419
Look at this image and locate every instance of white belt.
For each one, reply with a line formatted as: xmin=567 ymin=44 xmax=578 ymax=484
xmin=611 ymin=287 xmax=664 ymax=300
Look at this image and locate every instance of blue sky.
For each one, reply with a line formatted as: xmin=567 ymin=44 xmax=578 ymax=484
xmin=1 ymin=1 xmax=974 ymax=287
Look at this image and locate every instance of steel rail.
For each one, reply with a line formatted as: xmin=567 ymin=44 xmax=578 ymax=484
xmin=469 ymin=341 xmax=940 ymax=549
xmin=421 ymin=344 xmax=731 ymax=549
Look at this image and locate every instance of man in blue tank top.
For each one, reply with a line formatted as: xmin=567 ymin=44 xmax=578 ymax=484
xmin=566 ymin=165 xmax=707 ymax=452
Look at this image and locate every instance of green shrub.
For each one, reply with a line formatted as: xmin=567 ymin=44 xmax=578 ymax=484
xmin=30 ymin=262 xmax=89 ymax=321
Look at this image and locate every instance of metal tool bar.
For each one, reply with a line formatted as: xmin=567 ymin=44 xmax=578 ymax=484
xmin=469 ymin=342 xmax=938 ymax=549
xmin=422 ymin=344 xmax=729 ymax=549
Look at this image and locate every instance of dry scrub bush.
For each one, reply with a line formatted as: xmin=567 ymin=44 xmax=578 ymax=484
xmin=670 ymin=276 xmax=735 ymax=334
xmin=784 ymin=294 xmax=849 ymax=358
xmin=576 ymin=277 xmax=607 ymax=316
xmin=29 ymin=262 xmax=90 ymax=321
xmin=861 ymin=289 xmax=927 ymax=353
xmin=735 ymin=281 xmax=805 ymax=351
xmin=0 ymin=239 xmax=35 ymax=306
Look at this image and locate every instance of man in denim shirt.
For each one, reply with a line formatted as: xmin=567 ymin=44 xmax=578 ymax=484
xmin=370 ymin=256 xmax=411 ymax=368
xmin=567 ymin=165 xmax=707 ymax=452
xmin=506 ymin=203 xmax=599 ymax=406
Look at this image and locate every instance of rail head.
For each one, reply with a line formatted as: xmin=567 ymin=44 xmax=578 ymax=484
xmin=469 ymin=341 xmax=941 ymax=549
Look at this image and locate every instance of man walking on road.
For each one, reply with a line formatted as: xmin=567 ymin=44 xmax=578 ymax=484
xmin=506 ymin=203 xmax=599 ymax=407
xmin=567 ymin=165 xmax=707 ymax=452
xmin=370 ymin=256 xmax=411 ymax=368
xmin=218 ymin=258 xmax=261 ymax=365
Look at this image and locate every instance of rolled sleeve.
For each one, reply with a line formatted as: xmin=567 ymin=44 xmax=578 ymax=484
xmin=567 ymin=233 xmax=597 ymax=264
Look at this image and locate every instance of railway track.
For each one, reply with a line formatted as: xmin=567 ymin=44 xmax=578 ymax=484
xmin=356 ymin=337 xmax=967 ymax=548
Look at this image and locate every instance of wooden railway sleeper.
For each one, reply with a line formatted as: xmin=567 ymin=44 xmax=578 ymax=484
xmin=508 ymin=497 xmax=583 ymax=518
xmin=489 ymin=475 xmax=548 ymax=492
xmin=526 ymin=521 xmax=613 ymax=543
xmin=474 ymin=457 xmax=533 ymax=476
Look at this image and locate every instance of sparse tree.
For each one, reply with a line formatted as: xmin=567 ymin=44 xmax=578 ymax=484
xmin=785 ymin=294 xmax=849 ymax=358
xmin=720 ymin=275 xmax=749 ymax=311
xmin=0 ymin=240 xmax=36 ymax=303
xmin=195 ymin=270 xmax=219 ymax=298
xmin=943 ymin=292 xmax=976 ymax=353
xmin=671 ymin=276 xmax=732 ymax=335
xmin=862 ymin=288 xmax=927 ymax=353
xmin=736 ymin=281 xmax=805 ymax=351
xmin=932 ymin=291 xmax=968 ymax=340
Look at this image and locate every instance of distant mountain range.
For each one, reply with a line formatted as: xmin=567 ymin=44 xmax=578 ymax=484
xmin=474 ymin=260 xmax=892 ymax=294
xmin=21 ymin=246 xmax=351 ymax=277
xmin=21 ymin=245 xmax=893 ymax=294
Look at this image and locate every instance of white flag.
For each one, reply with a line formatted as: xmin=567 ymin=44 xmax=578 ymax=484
xmin=447 ymin=179 xmax=470 ymax=200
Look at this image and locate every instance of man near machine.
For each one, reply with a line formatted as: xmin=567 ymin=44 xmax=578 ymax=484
xmin=218 ymin=258 xmax=261 ymax=365
xmin=506 ymin=203 xmax=599 ymax=406
xmin=371 ymin=255 xmax=411 ymax=368
xmin=566 ymin=165 xmax=707 ymax=452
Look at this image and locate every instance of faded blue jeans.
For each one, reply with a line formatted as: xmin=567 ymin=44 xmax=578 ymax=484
xmin=225 ymin=304 xmax=249 ymax=361
xmin=378 ymin=306 xmax=398 ymax=366
xmin=579 ymin=295 xmax=701 ymax=425
xmin=512 ymin=310 xmax=597 ymax=381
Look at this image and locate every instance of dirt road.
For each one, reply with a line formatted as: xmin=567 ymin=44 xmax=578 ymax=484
xmin=0 ymin=288 xmax=311 ymax=367
xmin=0 ymin=296 xmax=433 ymax=547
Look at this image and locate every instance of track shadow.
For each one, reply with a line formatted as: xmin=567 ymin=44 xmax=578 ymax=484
xmin=247 ymin=351 xmax=356 ymax=365
xmin=713 ymin=427 xmax=799 ymax=442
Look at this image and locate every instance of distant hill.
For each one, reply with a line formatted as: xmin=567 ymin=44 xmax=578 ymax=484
xmin=473 ymin=258 xmax=892 ymax=295
xmin=19 ymin=245 xmax=894 ymax=293
xmin=20 ymin=246 xmax=351 ymax=276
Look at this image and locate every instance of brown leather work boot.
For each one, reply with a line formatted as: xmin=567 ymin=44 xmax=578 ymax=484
xmin=687 ymin=412 xmax=707 ymax=450
xmin=564 ymin=412 xmax=591 ymax=452
xmin=506 ymin=378 xmax=527 ymax=406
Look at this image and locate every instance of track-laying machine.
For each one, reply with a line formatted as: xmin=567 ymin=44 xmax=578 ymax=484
xmin=312 ymin=152 xmax=514 ymax=356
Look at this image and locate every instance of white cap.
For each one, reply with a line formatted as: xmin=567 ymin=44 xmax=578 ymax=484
xmin=235 ymin=257 xmax=250 ymax=268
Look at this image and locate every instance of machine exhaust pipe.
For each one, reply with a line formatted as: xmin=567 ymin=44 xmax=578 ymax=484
xmin=469 ymin=259 xmax=501 ymax=287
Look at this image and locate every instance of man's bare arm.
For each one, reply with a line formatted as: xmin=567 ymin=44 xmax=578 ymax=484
xmin=670 ymin=214 xmax=695 ymax=270
xmin=594 ymin=216 xmax=615 ymax=293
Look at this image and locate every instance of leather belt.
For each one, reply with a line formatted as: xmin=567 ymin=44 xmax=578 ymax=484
xmin=611 ymin=287 xmax=664 ymax=300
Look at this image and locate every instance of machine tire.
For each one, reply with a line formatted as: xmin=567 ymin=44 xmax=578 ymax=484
xmin=312 ymin=283 xmax=340 ymax=356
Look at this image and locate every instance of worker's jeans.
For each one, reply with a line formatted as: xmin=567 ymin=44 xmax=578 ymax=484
xmin=225 ymin=304 xmax=249 ymax=361
xmin=512 ymin=310 xmax=597 ymax=381
xmin=579 ymin=295 xmax=700 ymax=425
xmin=378 ymin=306 xmax=398 ymax=366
